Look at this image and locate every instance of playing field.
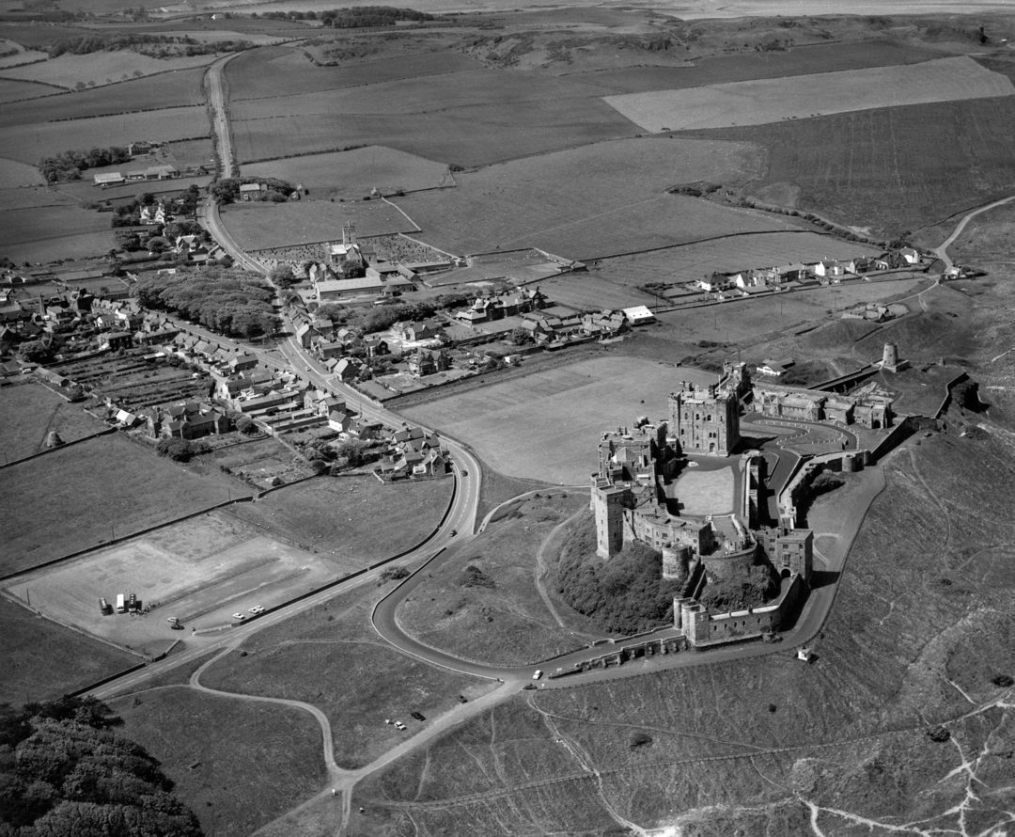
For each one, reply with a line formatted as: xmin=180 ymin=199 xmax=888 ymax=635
xmin=242 ymin=146 xmax=451 ymax=199
xmin=604 ymin=56 xmax=1014 ymax=131
xmin=220 ymin=199 xmax=417 ymax=250
xmin=402 ymin=356 xmax=718 ymax=484
xmin=2 ymin=508 xmax=341 ymax=656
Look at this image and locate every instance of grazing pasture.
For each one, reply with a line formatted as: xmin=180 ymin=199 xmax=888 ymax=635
xmin=111 ymin=688 xmax=325 ymax=837
xmin=0 ymin=77 xmax=53 ymax=102
xmin=575 ymin=40 xmax=946 ymax=94
xmin=0 ymin=106 xmax=210 ymax=164
xmin=402 ymin=357 xmax=717 ymax=483
xmin=0 ymin=433 xmax=242 ymax=577
xmin=0 ymin=203 xmax=114 ymax=261
xmin=226 ymin=45 xmax=483 ymax=100
xmin=0 ymin=50 xmax=216 ymax=89
xmin=242 ymin=146 xmax=451 ymax=198
xmin=0 ymin=66 xmax=208 ymax=127
xmin=220 ymin=199 xmax=417 ymax=250
xmin=0 ymin=382 xmax=106 ymax=463
xmin=605 ymin=56 xmax=1014 ymax=132
xmin=0 ymin=157 xmax=44 ymax=188
xmin=390 ymin=137 xmax=797 ymax=258
xmin=0 ymin=595 xmax=136 ymax=706
xmin=693 ymin=95 xmax=1015 ymax=237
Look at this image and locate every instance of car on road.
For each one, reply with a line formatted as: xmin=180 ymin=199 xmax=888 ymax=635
xmin=532 ymin=670 xmax=543 ymax=680
xmin=232 ymin=612 xmax=247 ymax=621
xmin=249 ymin=605 xmax=265 ymax=615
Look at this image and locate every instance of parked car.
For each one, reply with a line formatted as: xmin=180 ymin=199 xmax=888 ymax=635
xmin=532 ymin=670 xmax=543 ymax=680
xmin=410 ymin=711 xmax=425 ymax=722
xmin=249 ymin=605 xmax=265 ymax=615
xmin=232 ymin=612 xmax=247 ymax=621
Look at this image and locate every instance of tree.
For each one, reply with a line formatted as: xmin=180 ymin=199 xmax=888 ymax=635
xmin=235 ymin=415 xmax=256 ymax=434
xmin=268 ymin=264 xmax=296 ymax=288
xmin=19 ymin=340 xmax=53 ymax=363
xmin=510 ymin=327 xmax=533 ymax=346
xmin=155 ymin=438 xmax=202 ymax=461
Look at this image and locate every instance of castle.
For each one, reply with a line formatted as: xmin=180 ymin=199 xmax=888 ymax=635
xmin=590 ymin=364 xmax=815 ymax=647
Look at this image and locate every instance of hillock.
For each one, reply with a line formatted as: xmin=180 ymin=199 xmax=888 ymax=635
xmin=556 ymin=512 xmax=684 ymax=634
xmin=0 ymin=696 xmax=201 ymax=837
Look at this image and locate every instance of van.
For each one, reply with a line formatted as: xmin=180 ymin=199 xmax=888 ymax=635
xmin=115 ymin=594 xmax=126 ymax=613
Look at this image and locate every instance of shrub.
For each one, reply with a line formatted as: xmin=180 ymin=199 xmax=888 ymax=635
xmin=459 ymin=565 xmax=494 ymax=589
xmin=155 ymin=437 xmax=203 ymax=461
xmin=380 ymin=565 xmax=410 ymax=582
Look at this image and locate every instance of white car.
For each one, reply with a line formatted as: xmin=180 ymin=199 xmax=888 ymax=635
xmin=232 ymin=612 xmax=247 ymax=621
xmin=532 ymin=670 xmax=543 ymax=681
xmin=249 ymin=605 xmax=265 ymax=615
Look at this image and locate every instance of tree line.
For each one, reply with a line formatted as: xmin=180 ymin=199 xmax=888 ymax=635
xmin=39 ymin=146 xmax=131 ymax=184
xmin=47 ymin=33 xmax=251 ymax=58
xmin=134 ymin=268 xmax=277 ymax=339
xmin=0 ymin=695 xmax=202 ymax=836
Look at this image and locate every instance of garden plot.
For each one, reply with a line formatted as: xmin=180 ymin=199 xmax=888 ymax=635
xmin=605 ymin=56 xmax=1015 ymax=132
xmin=402 ymin=357 xmax=717 ymax=484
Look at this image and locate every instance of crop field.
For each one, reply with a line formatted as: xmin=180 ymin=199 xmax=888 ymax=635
xmin=242 ymin=146 xmax=451 ymax=199
xmin=0 ymin=184 xmax=74 ymax=210
xmin=574 ymin=40 xmax=946 ymax=95
xmin=0 ymin=381 xmax=106 ymax=463
xmin=201 ymin=585 xmax=491 ymax=769
xmin=605 ymin=56 xmax=1015 ymax=132
xmin=0 ymin=157 xmax=44 ymax=188
xmin=224 ymin=474 xmax=453 ymax=564
xmin=162 ymin=136 xmax=215 ymax=170
xmin=403 ymin=357 xmax=717 ymax=483
xmin=0 ymin=433 xmax=242 ymax=576
xmin=2 ymin=508 xmax=339 ymax=657
xmin=0 ymin=50 xmax=216 ymax=89
xmin=0 ymin=594 xmax=137 ymax=705
xmin=0 ymin=66 xmax=208 ymax=127
xmin=398 ymin=491 xmax=595 ymax=665
xmin=0 ymin=203 xmax=114 ymax=261
xmin=690 ymin=94 xmax=1015 ymax=238
xmin=220 ymin=199 xmax=417 ymax=250
xmin=0 ymin=105 xmax=209 ymax=164
xmin=110 ymin=687 xmax=326 ymax=837
xmin=226 ymin=45 xmax=483 ymax=100
xmin=391 ymin=138 xmax=804 ymax=258
xmin=0 ymin=77 xmax=53 ymax=102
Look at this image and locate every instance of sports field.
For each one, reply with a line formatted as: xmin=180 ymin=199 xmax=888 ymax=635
xmin=402 ymin=357 xmax=717 ymax=484
xmin=2 ymin=509 xmax=339 ymax=657
xmin=220 ymin=199 xmax=417 ymax=250
xmin=605 ymin=56 xmax=1014 ymax=131
xmin=242 ymin=146 xmax=451 ymax=199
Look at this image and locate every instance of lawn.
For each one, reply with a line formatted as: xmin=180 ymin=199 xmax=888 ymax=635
xmin=402 ymin=356 xmax=717 ymax=484
xmin=242 ymin=146 xmax=452 ymax=199
xmin=0 ymin=106 xmax=210 ymax=165
xmin=0 ymin=594 xmax=137 ymax=705
xmin=0 ymin=65 xmax=208 ymax=127
xmin=0 ymin=204 xmax=115 ymax=262
xmin=224 ymin=474 xmax=454 ymax=564
xmin=0 ymin=381 xmax=106 ymax=463
xmin=397 ymin=491 xmax=595 ymax=665
xmin=0 ymin=433 xmax=241 ymax=576
xmin=200 ymin=585 xmax=491 ymax=768
xmin=605 ymin=57 xmax=1014 ymax=132
xmin=109 ymin=687 xmax=326 ymax=837
xmin=688 ymin=94 xmax=1015 ymax=238
xmin=219 ymin=199 xmax=417 ymax=250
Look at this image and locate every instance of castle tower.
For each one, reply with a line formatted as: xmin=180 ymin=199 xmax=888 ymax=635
xmin=590 ymin=476 xmax=629 ymax=559
xmin=669 ymin=382 xmax=740 ymax=456
xmin=662 ymin=545 xmax=690 ymax=580
xmin=881 ymin=342 xmax=899 ymax=373
xmin=342 ymin=221 xmax=357 ymax=249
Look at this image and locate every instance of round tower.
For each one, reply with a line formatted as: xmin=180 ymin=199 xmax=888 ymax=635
xmin=662 ymin=545 xmax=690 ymax=581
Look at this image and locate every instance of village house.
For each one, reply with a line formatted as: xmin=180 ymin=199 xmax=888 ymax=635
xmin=407 ymin=349 xmax=452 ymax=378
xmin=393 ymin=320 xmax=442 ymax=344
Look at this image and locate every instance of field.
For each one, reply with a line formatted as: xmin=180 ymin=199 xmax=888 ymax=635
xmin=109 ymin=687 xmax=326 ymax=837
xmin=0 ymin=433 xmax=243 ymax=576
xmin=0 ymin=77 xmax=54 ymax=102
xmin=2 ymin=508 xmax=339 ymax=657
xmin=242 ymin=146 xmax=452 ymax=199
xmin=0 ymin=381 xmax=106 ymax=463
xmin=224 ymin=474 xmax=454 ymax=562
xmin=605 ymin=56 xmax=1014 ymax=132
xmin=225 ymin=46 xmax=483 ymax=101
xmin=0 ymin=66 xmax=208 ymax=127
xmin=397 ymin=491 xmax=597 ymax=665
xmin=0 ymin=203 xmax=115 ymax=262
xmin=200 ymin=585 xmax=492 ymax=768
xmin=391 ymin=137 xmax=805 ymax=258
xmin=219 ymin=199 xmax=417 ymax=250
xmin=691 ymin=93 xmax=1015 ymax=239
xmin=0 ymin=106 xmax=209 ymax=165
xmin=0 ymin=593 xmax=137 ymax=705
xmin=356 ymin=429 xmax=1015 ymax=835
xmin=0 ymin=50 xmax=216 ymax=89
xmin=0 ymin=156 xmax=44 ymax=188
xmin=403 ymin=356 xmax=717 ymax=483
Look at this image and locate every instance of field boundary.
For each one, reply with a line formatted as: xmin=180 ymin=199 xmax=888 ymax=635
xmin=0 ymin=425 xmax=116 ymax=470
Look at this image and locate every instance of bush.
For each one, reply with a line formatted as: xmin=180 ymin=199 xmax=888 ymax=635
xmin=380 ymin=565 xmax=410 ymax=582
xmin=459 ymin=565 xmax=494 ymax=589
xmin=155 ymin=437 xmax=203 ymax=461
xmin=235 ymin=415 xmax=256 ymax=434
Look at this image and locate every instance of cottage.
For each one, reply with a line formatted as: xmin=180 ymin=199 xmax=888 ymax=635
xmin=239 ymin=182 xmax=265 ymax=200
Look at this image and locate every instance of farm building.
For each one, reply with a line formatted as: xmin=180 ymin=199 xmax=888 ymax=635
xmin=93 ymin=172 xmax=125 ymax=187
xmin=316 ymin=275 xmax=413 ymax=302
xmin=623 ymin=305 xmax=655 ymax=326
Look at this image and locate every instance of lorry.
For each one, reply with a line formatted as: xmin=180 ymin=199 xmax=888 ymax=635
xmin=115 ymin=594 xmax=126 ymax=613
